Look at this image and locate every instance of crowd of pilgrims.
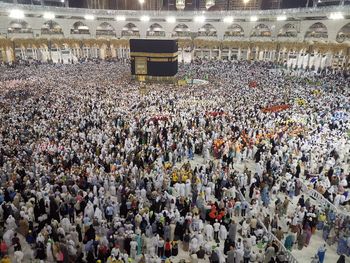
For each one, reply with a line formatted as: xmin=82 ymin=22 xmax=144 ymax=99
xmin=0 ymin=59 xmax=349 ymax=263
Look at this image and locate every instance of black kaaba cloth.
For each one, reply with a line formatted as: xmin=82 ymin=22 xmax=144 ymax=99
xmin=130 ymin=39 xmax=178 ymax=77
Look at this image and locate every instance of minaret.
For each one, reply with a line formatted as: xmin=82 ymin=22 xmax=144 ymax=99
xmin=176 ymin=0 xmax=186 ymax=9
xmin=206 ymin=0 xmax=215 ymax=9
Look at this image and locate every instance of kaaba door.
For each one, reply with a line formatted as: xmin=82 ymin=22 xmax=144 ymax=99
xmin=135 ymin=57 xmax=147 ymax=75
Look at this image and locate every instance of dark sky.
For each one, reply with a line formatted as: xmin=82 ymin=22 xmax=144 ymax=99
xmin=69 ymin=0 xmax=84 ymax=8
xmin=281 ymin=0 xmax=309 ymax=8
xmin=69 ymin=0 xmax=310 ymax=9
xmin=260 ymin=0 xmax=309 ymax=9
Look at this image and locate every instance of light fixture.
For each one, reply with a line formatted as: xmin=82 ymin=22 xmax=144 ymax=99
xmin=9 ymin=9 xmax=24 ymax=19
xmin=139 ymin=0 xmax=145 ymax=4
xmin=194 ymin=16 xmax=205 ymax=23
xmin=140 ymin=15 xmax=150 ymax=22
xmin=329 ymin=12 xmax=344 ymax=20
xmin=243 ymin=0 xmax=250 ymax=3
xmin=277 ymin=15 xmax=287 ymax=21
xmin=43 ymin=12 xmax=55 ymax=20
xmin=84 ymin=14 xmax=95 ymax=20
xmin=166 ymin=16 xmax=176 ymax=23
xmin=223 ymin=17 xmax=233 ymax=23
xmin=116 ymin=15 xmax=126 ymax=21
xmin=250 ymin=16 xmax=258 ymax=22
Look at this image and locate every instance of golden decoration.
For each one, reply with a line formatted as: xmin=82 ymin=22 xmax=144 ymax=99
xmin=0 ymin=37 xmax=349 ymax=61
xmin=193 ymin=39 xmax=221 ymax=49
xmin=177 ymin=38 xmax=192 ymax=49
xmin=0 ymin=38 xmax=13 ymax=48
xmin=222 ymin=41 xmax=251 ymax=49
xmin=110 ymin=39 xmax=129 ymax=48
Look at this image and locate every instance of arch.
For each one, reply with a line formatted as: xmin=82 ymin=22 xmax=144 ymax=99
xmin=304 ymin=22 xmax=328 ymax=39
xmin=198 ymin=23 xmax=217 ymax=37
xmin=8 ymin=20 xmax=32 ymax=34
xmin=250 ymin=24 xmax=271 ymax=37
xmin=41 ymin=20 xmax=63 ymax=36
xmin=336 ymin=22 xmax=350 ymax=43
xmin=71 ymin=21 xmax=90 ymax=35
xmin=224 ymin=24 xmax=244 ymax=38
xmin=172 ymin=24 xmax=191 ymax=37
xmin=121 ymin=23 xmax=140 ymax=37
xmin=96 ymin=22 xmax=116 ymax=37
xmin=147 ymin=23 xmax=165 ymax=37
xmin=277 ymin=23 xmax=297 ymax=38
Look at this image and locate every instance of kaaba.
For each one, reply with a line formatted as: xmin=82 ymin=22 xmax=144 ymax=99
xmin=130 ymin=39 xmax=178 ymax=82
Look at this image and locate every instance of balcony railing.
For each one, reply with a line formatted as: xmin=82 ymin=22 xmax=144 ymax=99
xmin=121 ymin=32 xmax=140 ymax=37
xmin=8 ymin=29 xmax=33 ymax=34
xmin=41 ymin=29 xmax=63 ymax=35
xmin=96 ymin=30 xmax=116 ymax=36
xmin=1 ymin=2 xmax=350 ymax=19
xmin=236 ymin=190 xmax=299 ymax=263
xmin=70 ymin=30 xmax=90 ymax=35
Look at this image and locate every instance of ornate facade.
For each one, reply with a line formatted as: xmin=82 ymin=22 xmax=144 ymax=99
xmin=0 ymin=2 xmax=349 ymax=70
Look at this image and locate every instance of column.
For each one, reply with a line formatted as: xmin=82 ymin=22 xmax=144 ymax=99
xmin=295 ymin=51 xmax=299 ymax=69
xmin=329 ymin=54 xmax=335 ymax=69
xmin=10 ymin=47 xmax=15 ymax=62
xmin=100 ymin=47 xmax=105 ymax=59
xmin=288 ymin=50 xmax=292 ymax=67
xmin=209 ymin=49 xmax=212 ymax=60
xmin=1 ymin=48 xmax=6 ymax=62
xmin=218 ymin=48 xmax=222 ymax=60
xmin=228 ymin=49 xmax=231 ymax=60
xmin=306 ymin=53 xmax=311 ymax=69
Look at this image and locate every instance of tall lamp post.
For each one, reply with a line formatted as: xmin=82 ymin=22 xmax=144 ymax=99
xmin=48 ymin=20 xmax=54 ymax=63
xmin=243 ymin=0 xmax=250 ymax=10
xmin=139 ymin=0 xmax=145 ymax=10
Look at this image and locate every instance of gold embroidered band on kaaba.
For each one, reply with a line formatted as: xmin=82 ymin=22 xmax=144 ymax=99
xmin=148 ymin=57 xmax=178 ymax=62
xmin=130 ymin=52 xmax=178 ymax=58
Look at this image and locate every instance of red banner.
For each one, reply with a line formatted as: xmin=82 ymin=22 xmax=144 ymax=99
xmin=262 ymin=104 xmax=290 ymax=113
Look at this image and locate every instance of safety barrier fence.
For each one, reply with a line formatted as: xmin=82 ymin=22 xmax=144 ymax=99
xmin=237 ymin=190 xmax=299 ymax=263
xmin=296 ymin=178 xmax=350 ymax=220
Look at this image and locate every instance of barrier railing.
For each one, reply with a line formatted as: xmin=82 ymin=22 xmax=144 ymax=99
xmin=297 ymin=178 xmax=350 ymax=220
xmin=1 ymin=2 xmax=350 ymax=17
xmin=237 ymin=190 xmax=299 ymax=263
xmin=258 ymin=219 xmax=299 ymax=263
